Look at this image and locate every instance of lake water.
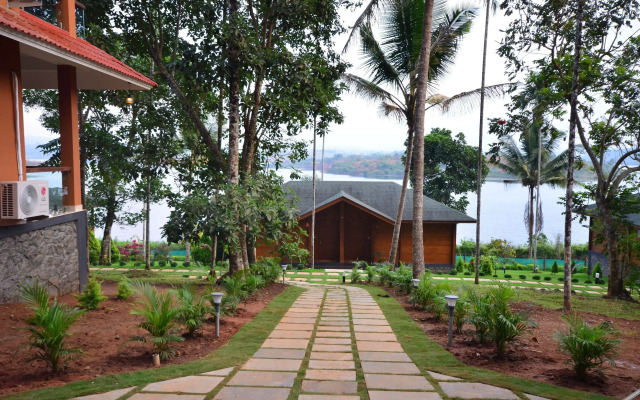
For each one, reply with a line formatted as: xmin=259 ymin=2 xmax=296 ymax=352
xmin=28 ymin=170 xmax=589 ymax=245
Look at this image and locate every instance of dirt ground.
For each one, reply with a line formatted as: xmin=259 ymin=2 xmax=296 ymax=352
xmin=390 ymin=288 xmax=640 ymax=399
xmin=0 ymin=281 xmax=285 ymax=396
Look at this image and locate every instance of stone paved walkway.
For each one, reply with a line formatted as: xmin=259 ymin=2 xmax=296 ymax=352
xmin=74 ymin=284 xmax=552 ymax=400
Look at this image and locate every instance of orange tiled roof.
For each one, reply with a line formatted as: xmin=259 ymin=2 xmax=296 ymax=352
xmin=0 ymin=7 xmax=157 ymax=88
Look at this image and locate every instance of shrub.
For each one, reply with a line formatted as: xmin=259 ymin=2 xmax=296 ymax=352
xmin=89 ymin=232 xmax=100 ymax=265
xmin=464 ymin=271 xmax=472 ymax=276
xmin=487 ymin=285 xmax=536 ymax=357
xmin=584 ymin=280 xmax=593 ymax=284
xmin=75 ymin=277 xmax=107 ymax=310
xmin=19 ymin=281 xmax=85 ymax=374
xmin=173 ymin=286 xmax=208 ymax=337
xmin=378 ymin=266 xmax=393 ymax=287
xmin=592 ymin=262 xmax=602 ymax=278
xmin=504 ymin=274 xmax=512 ymax=278
xmin=183 ymin=261 xmax=191 ymax=267
xmin=171 ymin=261 xmax=178 ymax=268
xmin=544 ymin=276 xmax=551 ymax=281
xmin=519 ymin=275 xmax=526 ymax=280
xmin=391 ymin=265 xmax=413 ymax=293
xmin=453 ymin=299 xmax=468 ymax=334
xmin=449 ymin=269 xmax=458 ymax=276
xmin=127 ymin=281 xmax=184 ymax=360
xmin=351 ymin=266 xmax=362 ymax=283
xmin=479 ymin=272 xmax=485 ymax=276
xmin=558 ymin=277 xmax=564 ymax=282
xmin=455 ymin=258 xmax=465 ymax=274
xmin=250 ymin=258 xmax=281 ymax=284
xmin=571 ymin=278 xmax=579 ymax=283
xmin=119 ymin=260 xmax=127 ymax=267
xmin=595 ymin=278 xmax=605 ymax=284
xmin=465 ymin=288 xmax=491 ymax=344
xmin=411 ymin=273 xmax=449 ymax=321
xmin=222 ymin=275 xmax=247 ymax=302
xmin=480 ymin=256 xmax=494 ymax=276
xmin=532 ymin=275 xmax=541 ymax=280
xmin=159 ymin=260 xmax=167 ymax=267
xmin=115 ymin=281 xmax=132 ymax=300
xmin=110 ymin=242 xmax=121 ymax=263
xmin=366 ymin=265 xmax=375 ymax=282
xmin=153 ymin=243 xmax=172 ymax=262
xmin=243 ymin=275 xmax=265 ymax=294
xmin=551 ymin=261 xmax=559 ymax=274
xmin=555 ymin=313 xmax=620 ymax=380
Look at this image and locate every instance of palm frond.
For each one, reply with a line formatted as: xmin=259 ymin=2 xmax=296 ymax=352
xmin=433 ymin=83 xmax=510 ymax=114
xmin=342 ymin=0 xmax=392 ymax=54
xmin=378 ymin=102 xmax=405 ymax=123
xmin=359 ymin=23 xmax=405 ymax=94
xmin=342 ymin=73 xmax=402 ymax=108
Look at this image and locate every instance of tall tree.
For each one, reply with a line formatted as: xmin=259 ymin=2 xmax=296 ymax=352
xmin=499 ymin=0 xmax=640 ymax=298
xmin=343 ymin=0 xmax=504 ymax=266
xmin=490 ymin=121 xmax=569 ymax=257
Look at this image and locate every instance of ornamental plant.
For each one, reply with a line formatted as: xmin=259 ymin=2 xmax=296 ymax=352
xmin=172 ymin=286 xmax=208 ymax=337
xmin=551 ymin=260 xmax=559 ymax=274
xmin=592 ymin=262 xmax=602 ymax=278
xmin=120 ymin=240 xmax=144 ymax=262
xmin=19 ymin=281 xmax=85 ymax=374
xmin=75 ymin=277 xmax=107 ymax=310
xmin=555 ymin=313 xmax=620 ymax=380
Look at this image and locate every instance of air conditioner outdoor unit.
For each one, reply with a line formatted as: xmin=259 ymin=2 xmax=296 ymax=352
xmin=0 ymin=181 xmax=49 ymax=220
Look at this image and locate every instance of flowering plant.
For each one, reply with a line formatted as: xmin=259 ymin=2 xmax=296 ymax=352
xmin=120 ymin=240 xmax=144 ymax=261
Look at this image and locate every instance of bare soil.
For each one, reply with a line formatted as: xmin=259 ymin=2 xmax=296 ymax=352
xmin=0 ymin=281 xmax=285 ymax=396
xmin=389 ymin=287 xmax=640 ymax=399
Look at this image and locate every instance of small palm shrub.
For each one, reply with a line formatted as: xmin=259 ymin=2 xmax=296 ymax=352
xmin=75 ymin=277 xmax=107 ymax=310
xmin=251 ymin=258 xmax=281 ymax=283
xmin=243 ymin=274 xmax=265 ymax=295
xmin=115 ymin=280 xmax=133 ymax=300
xmin=555 ymin=313 xmax=620 ymax=380
xmin=378 ymin=266 xmax=393 ymax=287
xmin=411 ymin=273 xmax=450 ymax=321
xmin=173 ymin=286 xmax=208 ymax=336
xmin=351 ymin=266 xmax=362 ymax=283
xmin=391 ymin=264 xmax=413 ymax=293
xmin=465 ymin=288 xmax=491 ymax=344
xmin=366 ymin=265 xmax=375 ymax=282
xmin=127 ymin=281 xmax=184 ymax=360
xmin=453 ymin=298 xmax=468 ymax=333
xmin=222 ymin=275 xmax=247 ymax=301
xmin=486 ymin=285 xmax=536 ymax=357
xmin=20 ymin=281 xmax=85 ymax=374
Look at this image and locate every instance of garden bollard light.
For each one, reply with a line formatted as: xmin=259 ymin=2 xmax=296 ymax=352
xmin=595 ymin=272 xmax=600 ymax=279
xmin=342 ymin=271 xmax=346 ymax=283
xmin=412 ymin=279 xmax=420 ymax=290
xmin=445 ymin=295 xmax=458 ymax=347
xmin=281 ymin=264 xmax=288 ymax=284
xmin=503 ymin=265 xmax=506 ymax=275
xmin=211 ymin=292 xmax=223 ymax=338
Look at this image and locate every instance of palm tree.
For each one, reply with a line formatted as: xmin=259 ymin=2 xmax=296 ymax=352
xmin=343 ymin=0 xmax=506 ymax=266
xmin=494 ymin=122 xmax=569 ymax=258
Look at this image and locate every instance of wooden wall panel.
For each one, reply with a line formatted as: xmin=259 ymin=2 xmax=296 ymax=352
xmin=315 ymin=205 xmax=340 ymax=261
xmin=343 ymin=203 xmax=372 ymax=262
xmin=424 ymin=223 xmax=454 ymax=265
xmin=373 ymin=220 xmax=393 ymax=263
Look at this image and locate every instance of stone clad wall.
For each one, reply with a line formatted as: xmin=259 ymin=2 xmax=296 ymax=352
xmin=0 ymin=212 xmax=87 ymax=303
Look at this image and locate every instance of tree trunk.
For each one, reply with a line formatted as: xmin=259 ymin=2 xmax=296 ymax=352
xmin=411 ymin=0 xmax=435 ymax=278
xmin=389 ymin=126 xmax=413 ymax=266
xmin=99 ymin=196 xmax=116 ymax=264
xmin=601 ymin=204 xmax=626 ymax=296
xmin=474 ymin=0 xmax=492 ymax=285
xmin=311 ymin=116 xmax=317 ymax=270
xmin=563 ymin=0 xmax=584 ymax=313
xmin=227 ymin=0 xmax=242 ymax=274
xmin=211 ymin=235 xmax=218 ymax=277
xmin=145 ymin=175 xmax=151 ymax=270
xmin=528 ymin=186 xmax=534 ymax=258
xmin=185 ymin=241 xmax=191 ymax=263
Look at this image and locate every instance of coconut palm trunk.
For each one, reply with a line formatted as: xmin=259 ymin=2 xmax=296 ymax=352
xmin=389 ymin=127 xmax=413 ymax=266
xmin=474 ymin=0 xmax=492 ymax=285
xmin=311 ymin=116 xmax=317 ymax=270
xmin=411 ymin=0 xmax=435 ymax=278
xmin=564 ymin=0 xmax=584 ymax=312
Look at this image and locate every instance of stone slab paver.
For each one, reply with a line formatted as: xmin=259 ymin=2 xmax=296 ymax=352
xmin=275 ymin=323 xmax=315 ymax=331
xmin=262 ymin=338 xmax=309 ymax=349
xmin=361 ymin=361 xmax=420 ymax=374
xmin=301 ymin=380 xmax=358 ymax=395
xmin=355 ymin=332 xmax=397 ymax=341
xmin=299 ymin=396 xmax=360 ymax=400
xmin=439 ymin=382 xmax=519 ymax=399
xmin=357 ymin=341 xmax=403 ymax=352
xmin=141 ymin=376 xmax=224 ymax=393
xmin=427 ymin=371 xmax=461 ymax=381
xmin=318 ymin=326 xmax=350 ymax=332
xmin=305 ymin=369 xmax=357 ymax=381
xmin=242 ymin=358 xmax=302 ymax=371
xmin=315 ymin=338 xmax=352 ymax=345
xmin=269 ymin=330 xmax=313 ymax=339
xmin=311 ymin=352 xmax=354 ymax=361
xmin=369 ymin=391 xmax=441 ymax=400
xmin=202 ymin=367 xmax=235 ymax=376
xmin=358 ymin=351 xmax=412 ymax=362
xmin=315 ymin=331 xmax=351 ymax=338
xmin=253 ymin=348 xmax=306 ymax=359
xmin=74 ymin=387 xmax=136 ymax=400
xmin=308 ymin=360 xmax=355 ymax=370
xmin=280 ymin=317 xmax=317 ymax=324
xmin=319 ymin=320 xmax=350 ymax=326
xmin=352 ymin=313 xmax=386 ymax=319
xmin=526 ymin=394 xmax=553 ymax=400
xmin=213 ymin=387 xmax=290 ymax=400
xmin=227 ymin=371 xmax=296 ymax=387
xmin=353 ymin=325 xmax=392 ymax=333
xmin=312 ymin=344 xmax=352 ymax=352
xmin=129 ymin=394 xmax=204 ymax=400
xmin=352 ymin=319 xmax=389 ymax=325
xmin=364 ymin=374 xmax=433 ymax=391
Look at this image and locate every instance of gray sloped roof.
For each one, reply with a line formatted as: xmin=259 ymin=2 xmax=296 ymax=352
xmin=584 ymin=196 xmax=640 ymax=227
xmin=283 ymin=181 xmax=476 ymax=223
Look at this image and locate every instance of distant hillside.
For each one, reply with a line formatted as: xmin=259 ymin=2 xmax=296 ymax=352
xmin=291 ymin=152 xmax=598 ymax=182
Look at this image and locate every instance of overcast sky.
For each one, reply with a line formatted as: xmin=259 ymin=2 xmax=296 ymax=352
xmin=23 ymin=3 xmax=515 ymax=158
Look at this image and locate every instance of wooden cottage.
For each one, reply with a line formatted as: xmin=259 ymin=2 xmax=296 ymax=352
xmin=256 ymin=181 xmax=476 ymax=268
xmin=0 ymin=0 xmax=155 ymax=301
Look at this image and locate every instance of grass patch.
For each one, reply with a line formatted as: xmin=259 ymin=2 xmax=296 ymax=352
xmin=3 ymin=286 xmax=304 ymax=400
xmin=361 ymin=284 xmax=613 ymax=400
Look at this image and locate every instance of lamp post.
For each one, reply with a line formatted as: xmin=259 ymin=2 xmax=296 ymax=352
xmin=211 ymin=292 xmax=223 ymax=338
xmin=445 ymin=295 xmax=458 ymax=347
xmin=412 ymin=279 xmax=420 ymax=290
xmin=281 ymin=264 xmax=288 ymax=284
xmin=342 ymin=271 xmax=346 ymax=283
xmin=503 ymin=265 xmax=506 ymax=276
